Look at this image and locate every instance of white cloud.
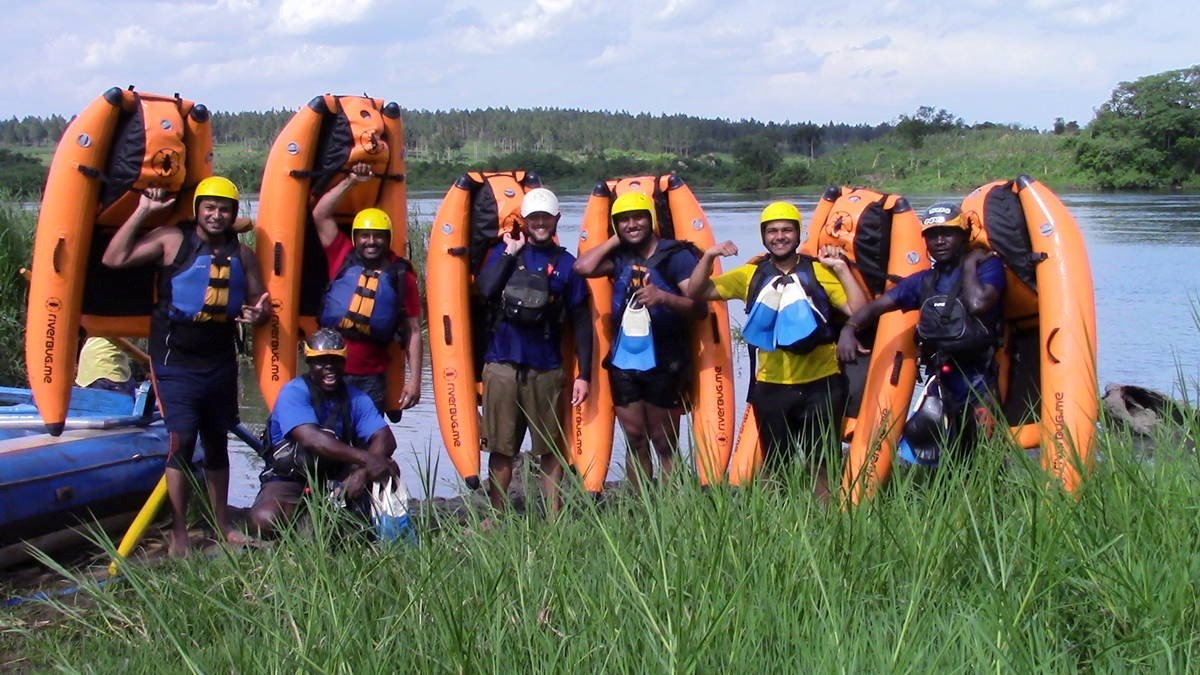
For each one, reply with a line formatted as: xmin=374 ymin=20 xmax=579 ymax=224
xmin=273 ymin=0 xmax=378 ymax=35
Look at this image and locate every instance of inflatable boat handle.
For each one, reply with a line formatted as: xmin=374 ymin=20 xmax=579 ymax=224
xmin=448 ymin=246 xmax=468 ymax=257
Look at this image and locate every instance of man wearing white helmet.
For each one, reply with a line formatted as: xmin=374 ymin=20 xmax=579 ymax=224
xmin=103 ymin=176 xmax=270 ymax=556
xmin=687 ymin=201 xmax=865 ymax=499
xmin=312 ymin=162 xmax=422 ymax=419
xmin=474 ymin=187 xmax=592 ymax=519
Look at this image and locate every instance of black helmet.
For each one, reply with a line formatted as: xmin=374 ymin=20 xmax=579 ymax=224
xmin=920 ymin=202 xmax=968 ymax=232
xmin=303 ymin=328 xmax=347 ymax=359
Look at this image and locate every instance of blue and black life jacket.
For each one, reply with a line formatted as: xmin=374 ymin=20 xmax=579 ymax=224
xmin=320 ymin=251 xmax=410 ymax=344
xmin=915 ymin=264 xmax=1001 ymax=358
xmin=744 ymin=255 xmax=835 ymax=354
xmin=610 ymin=240 xmax=698 ymax=327
xmin=151 ymin=226 xmax=246 ymax=364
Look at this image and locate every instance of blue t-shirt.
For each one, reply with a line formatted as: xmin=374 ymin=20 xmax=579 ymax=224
xmin=887 ymin=255 xmax=1006 ymax=322
xmin=481 ymin=243 xmax=589 ymax=370
xmin=269 ymin=376 xmax=388 ymax=447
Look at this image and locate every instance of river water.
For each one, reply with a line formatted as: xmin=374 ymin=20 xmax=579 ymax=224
xmin=226 ymin=188 xmax=1200 ymax=504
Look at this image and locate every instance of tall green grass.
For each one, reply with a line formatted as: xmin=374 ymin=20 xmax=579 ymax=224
xmin=7 ymin=412 xmax=1200 ymax=671
xmin=0 ymin=193 xmax=34 ymax=387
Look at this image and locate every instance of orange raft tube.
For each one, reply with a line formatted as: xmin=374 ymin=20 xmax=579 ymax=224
xmin=252 ymin=95 xmax=407 ymax=417
xmin=26 ymin=87 xmax=212 ymax=435
xmin=841 ymin=175 xmax=1098 ymax=503
xmin=427 ymin=171 xmax=546 ymax=490
xmin=963 ymin=175 xmax=1098 ymax=492
xmin=727 ymin=187 xmax=925 ymax=487
xmin=576 ymin=175 xmax=735 ymax=488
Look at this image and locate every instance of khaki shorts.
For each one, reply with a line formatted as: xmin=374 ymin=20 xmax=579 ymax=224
xmin=481 ymin=362 xmax=566 ymax=458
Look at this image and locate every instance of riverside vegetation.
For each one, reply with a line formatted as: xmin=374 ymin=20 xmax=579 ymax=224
xmin=2 ymin=414 xmax=1199 ymax=671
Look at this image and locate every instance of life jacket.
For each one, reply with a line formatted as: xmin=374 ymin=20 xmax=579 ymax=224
xmin=499 ymin=246 xmax=564 ymax=325
xmin=610 ymin=240 xmax=698 ymax=326
xmin=157 ymin=228 xmax=246 ymax=323
xmin=915 ymin=264 xmax=1000 ymax=358
xmin=744 ymin=255 xmax=835 ymax=354
xmin=320 ymin=251 xmax=410 ymax=344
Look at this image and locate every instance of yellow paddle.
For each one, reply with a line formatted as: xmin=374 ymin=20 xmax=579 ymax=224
xmin=107 ymin=476 xmax=168 ymax=576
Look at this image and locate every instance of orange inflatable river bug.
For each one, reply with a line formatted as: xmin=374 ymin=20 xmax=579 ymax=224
xmin=725 ymin=186 xmax=925 ymax=488
xmin=26 ymin=87 xmax=212 ymax=435
xmin=252 ymin=95 xmax=407 ymax=419
xmin=577 ymin=174 xmax=735 ymax=489
xmin=837 ymin=176 xmax=1097 ymax=503
xmin=427 ymin=171 xmax=546 ymax=490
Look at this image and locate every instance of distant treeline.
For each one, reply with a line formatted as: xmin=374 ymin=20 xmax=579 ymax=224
xmin=3 ymin=65 xmax=1198 ymax=194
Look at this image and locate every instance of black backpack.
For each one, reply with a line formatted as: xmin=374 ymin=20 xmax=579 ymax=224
xmin=916 ymin=267 xmax=998 ymax=357
xmin=500 ymin=248 xmax=563 ymax=325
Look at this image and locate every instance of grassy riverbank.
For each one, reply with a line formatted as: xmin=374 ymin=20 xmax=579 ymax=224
xmin=4 ymin=414 xmax=1199 ymax=671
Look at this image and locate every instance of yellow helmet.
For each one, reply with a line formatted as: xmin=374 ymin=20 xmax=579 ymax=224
xmin=303 ymin=328 xmax=347 ymax=360
xmin=193 ymin=176 xmax=239 ymax=215
xmin=610 ymin=191 xmax=658 ymax=234
xmin=352 ymin=207 xmax=393 ymax=234
xmin=760 ymin=201 xmax=802 ymax=230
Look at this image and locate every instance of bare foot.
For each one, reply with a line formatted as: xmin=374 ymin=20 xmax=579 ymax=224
xmin=222 ymin=528 xmax=253 ymax=546
xmin=169 ymin=530 xmax=191 ymax=559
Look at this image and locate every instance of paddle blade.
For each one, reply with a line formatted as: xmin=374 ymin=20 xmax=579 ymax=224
xmin=774 ymin=280 xmax=819 ymax=347
xmin=611 ymin=303 xmax=657 ymax=371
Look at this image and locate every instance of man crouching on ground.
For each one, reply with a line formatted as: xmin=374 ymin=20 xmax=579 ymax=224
xmin=249 ymin=328 xmax=400 ymax=538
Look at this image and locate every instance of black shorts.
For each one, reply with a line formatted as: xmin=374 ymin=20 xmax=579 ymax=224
xmin=156 ymin=360 xmax=239 ymax=471
xmin=750 ymin=374 xmax=848 ymax=469
xmin=608 ymin=364 xmax=690 ymax=409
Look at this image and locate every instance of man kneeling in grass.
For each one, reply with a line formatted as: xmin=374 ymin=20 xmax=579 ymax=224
xmin=248 ymin=328 xmax=400 ymax=537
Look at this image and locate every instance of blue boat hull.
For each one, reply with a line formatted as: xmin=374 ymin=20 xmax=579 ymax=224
xmin=0 ymin=385 xmax=167 ymax=563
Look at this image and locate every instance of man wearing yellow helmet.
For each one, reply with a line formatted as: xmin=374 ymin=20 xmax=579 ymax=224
xmin=248 ymin=328 xmax=400 ymax=538
xmin=312 ymin=162 xmax=422 ymax=417
xmin=837 ymin=201 xmax=1006 ymax=466
xmin=102 ymin=175 xmax=270 ymax=556
xmin=687 ymin=201 xmax=865 ymax=499
xmin=574 ymin=190 xmax=706 ymax=493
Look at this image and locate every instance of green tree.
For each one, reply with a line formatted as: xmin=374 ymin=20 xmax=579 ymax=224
xmin=731 ymin=135 xmax=781 ymax=188
xmin=1072 ymin=65 xmax=1200 ymax=188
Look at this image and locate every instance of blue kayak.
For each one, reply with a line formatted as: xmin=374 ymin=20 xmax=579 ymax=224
xmin=0 ymin=385 xmax=167 ymax=565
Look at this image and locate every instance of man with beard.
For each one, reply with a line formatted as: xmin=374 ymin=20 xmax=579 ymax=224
xmin=474 ymin=188 xmax=591 ymax=519
xmin=248 ymin=328 xmax=400 ymax=538
xmin=687 ymin=201 xmax=864 ymax=500
xmin=574 ymin=191 xmax=705 ymax=493
xmin=102 ymin=177 xmax=270 ymax=555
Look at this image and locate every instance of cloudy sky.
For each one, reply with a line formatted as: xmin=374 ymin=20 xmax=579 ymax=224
xmin=1 ymin=0 xmax=1193 ymax=129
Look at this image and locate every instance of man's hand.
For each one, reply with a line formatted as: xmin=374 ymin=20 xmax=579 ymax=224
xmin=346 ymin=161 xmax=374 ymax=185
xmin=570 ymin=378 xmax=589 ymax=407
xmin=817 ymin=244 xmax=849 ymax=272
xmin=502 ymin=229 xmax=526 ymax=256
xmin=836 ymin=325 xmax=870 ymax=363
xmin=362 ymin=452 xmax=399 ymax=483
xmin=138 ymin=187 xmax=176 ymax=216
xmin=237 ymin=293 xmax=271 ymax=325
xmin=706 ymin=240 xmax=739 ymax=259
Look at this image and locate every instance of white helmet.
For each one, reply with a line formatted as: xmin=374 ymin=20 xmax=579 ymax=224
xmin=520 ymin=187 xmax=560 ymax=218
